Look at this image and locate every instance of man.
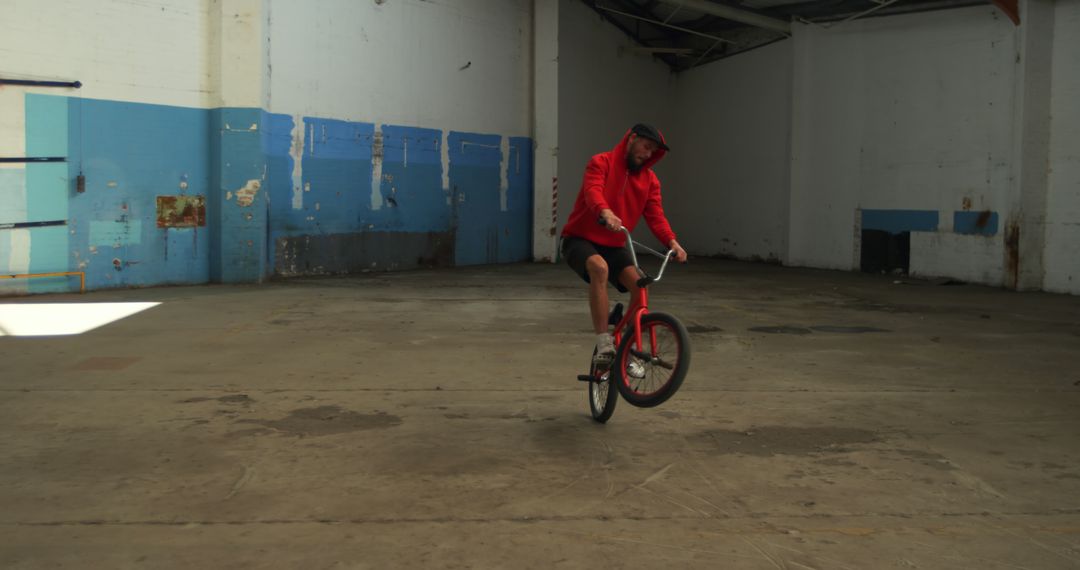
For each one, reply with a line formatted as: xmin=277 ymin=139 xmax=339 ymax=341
xmin=561 ymin=123 xmax=687 ymax=369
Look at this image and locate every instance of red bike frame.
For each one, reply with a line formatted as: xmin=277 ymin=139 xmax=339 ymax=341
xmin=611 ymin=283 xmax=653 ymax=360
xmin=607 ymin=226 xmax=673 ymax=362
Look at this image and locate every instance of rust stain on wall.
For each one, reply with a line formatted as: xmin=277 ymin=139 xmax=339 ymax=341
xmin=157 ymin=195 xmax=206 ymax=228
xmin=1004 ymin=219 xmax=1020 ymax=288
xmin=976 ymin=210 xmax=993 ymax=228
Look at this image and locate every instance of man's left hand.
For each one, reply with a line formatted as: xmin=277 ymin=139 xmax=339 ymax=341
xmin=669 ymin=240 xmax=688 ymax=263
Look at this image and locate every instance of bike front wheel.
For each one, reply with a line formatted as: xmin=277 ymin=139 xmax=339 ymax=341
xmin=613 ymin=312 xmax=691 ymax=408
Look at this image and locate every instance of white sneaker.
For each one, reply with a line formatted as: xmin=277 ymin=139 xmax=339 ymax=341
xmin=593 ymin=334 xmax=616 ymax=370
xmin=627 ymin=360 xmax=646 ymax=379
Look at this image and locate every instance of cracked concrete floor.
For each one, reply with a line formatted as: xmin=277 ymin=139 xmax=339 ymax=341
xmin=2 ymin=259 xmax=1080 ymax=569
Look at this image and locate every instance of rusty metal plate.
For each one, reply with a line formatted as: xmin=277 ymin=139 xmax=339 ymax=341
xmin=156 ymin=195 xmax=206 ymax=228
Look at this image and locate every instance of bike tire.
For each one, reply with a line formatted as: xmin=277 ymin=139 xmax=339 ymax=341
xmin=588 ymin=348 xmax=618 ymax=423
xmin=613 ymin=312 xmax=691 ymax=408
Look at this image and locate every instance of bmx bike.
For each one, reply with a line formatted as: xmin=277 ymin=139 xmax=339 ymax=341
xmin=577 ymin=226 xmax=691 ymax=423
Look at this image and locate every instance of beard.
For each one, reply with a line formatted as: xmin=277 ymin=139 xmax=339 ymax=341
xmin=626 ymin=153 xmax=643 ymax=172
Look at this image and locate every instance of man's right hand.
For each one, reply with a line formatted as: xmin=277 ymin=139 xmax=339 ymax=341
xmin=600 ymin=209 xmax=622 ymax=232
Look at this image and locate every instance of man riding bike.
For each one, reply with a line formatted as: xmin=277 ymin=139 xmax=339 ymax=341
xmin=561 ymin=123 xmax=687 ymax=370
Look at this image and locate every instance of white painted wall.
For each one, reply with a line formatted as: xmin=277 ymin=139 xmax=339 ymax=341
xmin=788 ymin=7 xmax=1017 ymax=272
xmin=0 ymin=0 xmax=213 ymax=159
xmin=1043 ymin=0 xmax=1080 ymax=294
xmin=910 ymin=231 xmax=1005 ymax=285
xmin=665 ymin=41 xmax=792 ymax=262
xmin=557 ymin=0 xmax=675 ymax=242
xmin=266 ymin=0 xmax=532 ymax=137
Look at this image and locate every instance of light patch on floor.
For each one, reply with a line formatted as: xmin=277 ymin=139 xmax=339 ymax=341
xmin=0 ymin=302 xmax=160 ymax=337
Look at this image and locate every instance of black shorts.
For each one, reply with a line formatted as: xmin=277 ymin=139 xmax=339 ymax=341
xmin=562 ymin=236 xmax=635 ymax=293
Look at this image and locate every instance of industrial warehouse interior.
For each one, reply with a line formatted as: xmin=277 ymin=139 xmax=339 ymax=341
xmin=1 ymin=0 xmax=1079 ymax=567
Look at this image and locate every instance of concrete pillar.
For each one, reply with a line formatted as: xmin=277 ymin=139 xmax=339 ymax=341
xmin=532 ymin=0 xmax=559 ymax=262
xmin=1008 ymin=0 xmax=1055 ymax=290
xmin=208 ymin=0 xmax=270 ymax=283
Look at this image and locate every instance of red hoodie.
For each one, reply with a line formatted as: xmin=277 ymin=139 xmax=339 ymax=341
xmin=561 ymin=129 xmax=677 ymax=248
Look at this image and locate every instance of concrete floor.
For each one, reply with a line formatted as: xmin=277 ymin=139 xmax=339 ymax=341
xmin=3 ymin=259 xmax=1080 ymax=569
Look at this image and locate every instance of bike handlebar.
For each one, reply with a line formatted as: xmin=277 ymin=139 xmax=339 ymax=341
xmin=609 ymin=224 xmax=676 ymax=285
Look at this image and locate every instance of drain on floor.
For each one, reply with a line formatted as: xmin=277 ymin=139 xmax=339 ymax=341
xmin=810 ymin=325 xmax=890 ymax=333
xmin=689 ymin=426 xmax=879 ymax=456
xmin=179 ymin=394 xmax=255 ymax=405
xmin=235 ymin=405 xmax=401 ymax=436
xmin=748 ymin=326 xmax=812 ymax=335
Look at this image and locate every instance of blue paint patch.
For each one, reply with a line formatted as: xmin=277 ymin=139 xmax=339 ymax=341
xmin=861 ymin=209 xmax=939 ymax=234
xmin=377 ymin=125 xmax=449 ymax=232
xmin=62 ymin=96 xmax=210 ymax=290
xmin=210 ymin=107 xmax=267 ymax=283
xmin=267 ymin=115 xmax=374 ymax=243
xmin=25 ymin=95 xmax=71 ymax=293
xmin=449 ymin=131 xmax=502 ymax=266
xmin=262 ymin=112 xmax=295 ymax=267
xmin=954 ymin=211 xmax=999 ymax=236
xmin=504 ymin=136 xmax=534 ymax=262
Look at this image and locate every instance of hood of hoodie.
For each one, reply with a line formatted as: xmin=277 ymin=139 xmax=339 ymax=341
xmin=612 ymin=128 xmax=668 ymax=174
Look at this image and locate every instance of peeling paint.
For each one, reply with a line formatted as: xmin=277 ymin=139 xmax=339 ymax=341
xmin=235 ymin=179 xmax=262 ymax=207
xmin=441 ymin=130 xmax=450 ymax=192
xmin=371 ymin=125 xmax=384 ymax=210
xmin=290 ymin=114 xmax=305 ymax=210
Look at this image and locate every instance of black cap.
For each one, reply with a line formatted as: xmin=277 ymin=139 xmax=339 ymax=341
xmin=630 ymin=123 xmax=670 ymax=151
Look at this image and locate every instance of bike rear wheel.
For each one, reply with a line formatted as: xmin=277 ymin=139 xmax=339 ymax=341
xmin=613 ymin=312 xmax=691 ymax=408
xmin=588 ymin=348 xmax=618 ymax=423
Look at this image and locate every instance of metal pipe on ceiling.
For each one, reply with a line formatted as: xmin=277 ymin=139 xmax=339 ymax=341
xmin=596 ymin=5 xmax=735 ymax=43
xmin=653 ymin=0 xmax=792 ymax=34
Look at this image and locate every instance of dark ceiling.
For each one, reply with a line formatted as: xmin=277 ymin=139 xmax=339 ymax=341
xmin=582 ymin=0 xmax=993 ymax=71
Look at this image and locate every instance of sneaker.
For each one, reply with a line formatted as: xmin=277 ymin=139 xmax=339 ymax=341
xmin=593 ymin=334 xmax=616 ymax=370
xmin=627 ymin=360 xmax=646 ymax=379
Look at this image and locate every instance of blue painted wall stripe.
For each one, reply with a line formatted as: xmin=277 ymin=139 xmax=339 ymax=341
xmin=861 ymin=209 xmax=939 ymax=234
xmin=9 ymin=99 xmax=535 ymax=292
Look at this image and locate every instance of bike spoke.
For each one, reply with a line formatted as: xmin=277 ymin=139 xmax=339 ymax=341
xmin=625 ymin=320 xmax=680 ymax=396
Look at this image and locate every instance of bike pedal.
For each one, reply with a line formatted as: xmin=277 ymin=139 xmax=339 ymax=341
xmin=576 ymin=375 xmax=594 ymax=382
